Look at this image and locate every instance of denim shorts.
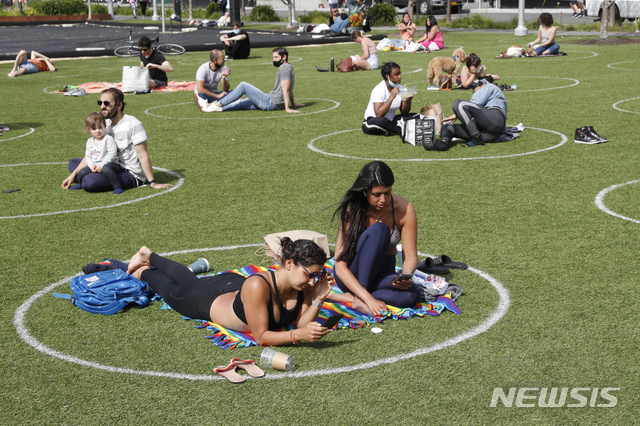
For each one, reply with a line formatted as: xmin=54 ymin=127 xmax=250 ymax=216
xmin=18 ymin=60 xmax=38 ymax=74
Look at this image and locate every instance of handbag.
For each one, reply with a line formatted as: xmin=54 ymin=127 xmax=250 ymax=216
xmin=337 ymin=57 xmax=354 ymax=72
xmin=263 ymin=230 xmax=331 ymax=264
xmin=122 ymin=66 xmax=150 ymax=93
xmin=399 ymin=114 xmax=437 ymax=146
xmin=438 ymin=74 xmax=452 ymax=91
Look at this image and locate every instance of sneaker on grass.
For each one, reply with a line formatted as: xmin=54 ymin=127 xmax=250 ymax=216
xmin=586 ymin=125 xmax=607 ymax=142
xmin=574 ymin=127 xmax=601 ymax=144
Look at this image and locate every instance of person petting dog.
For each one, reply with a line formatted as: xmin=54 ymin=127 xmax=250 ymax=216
xmin=426 ymin=79 xmax=507 ymax=151
xmin=362 ymin=62 xmax=416 ymax=136
xmin=458 ymin=53 xmax=500 ymax=89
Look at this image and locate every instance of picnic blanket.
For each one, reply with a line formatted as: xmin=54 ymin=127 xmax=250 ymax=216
xmin=159 ymin=259 xmax=462 ymax=350
xmin=52 ymin=80 xmax=197 ymax=94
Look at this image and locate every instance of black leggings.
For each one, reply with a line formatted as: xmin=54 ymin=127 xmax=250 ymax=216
xmin=362 ymin=113 xmax=419 ymax=136
xmin=441 ymin=100 xmax=505 ymax=144
xmin=141 ymin=253 xmax=245 ymax=321
xmin=77 ymin=163 xmax=123 ymax=190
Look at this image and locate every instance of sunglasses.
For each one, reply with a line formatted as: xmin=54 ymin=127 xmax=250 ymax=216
xmin=140 ymin=48 xmax=149 ymax=52
xmin=301 ymin=265 xmax=326 ymax=280
xmin=97 ymin=100 xmax=111 ymax=107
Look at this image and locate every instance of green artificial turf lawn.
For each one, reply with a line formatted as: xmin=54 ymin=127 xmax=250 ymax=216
xmin=1 ymin=32 xmax=639 ymax=424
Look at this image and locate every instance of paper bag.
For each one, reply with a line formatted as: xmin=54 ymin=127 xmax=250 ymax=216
xmin=399 ymin=115 xmax=437 ymax=146
xmin=263 ymin=230 xmax=331 ymax=264
xmin=122 ymin=66 xmax=150 ymax=93
xmin=420 ymin=102 xmax=443 ymax=134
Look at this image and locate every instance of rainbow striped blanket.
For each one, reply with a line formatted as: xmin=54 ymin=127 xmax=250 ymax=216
xmin=159 ymin=260 xmax=461 ymax=350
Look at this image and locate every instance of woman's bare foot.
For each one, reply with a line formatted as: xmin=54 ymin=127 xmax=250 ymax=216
xmin=326 ymin=291 xmax=354 ymax=304
xmin=131 ymin=265 xmax=150 ymax=281
xmin=127 ymin=246 xmax=152 ymax=274
xmin=351 ymin=295 xmax=370 ymax=314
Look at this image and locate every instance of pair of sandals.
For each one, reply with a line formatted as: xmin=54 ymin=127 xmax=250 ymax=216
xmin=214 ymin=358 xmax=265 ymax=383
xmin=416 ymin=254 xmax=468 ymax=275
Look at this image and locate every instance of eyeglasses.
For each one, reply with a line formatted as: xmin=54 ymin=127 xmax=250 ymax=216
xmin=97 ymin=101 xmax=111 ymax=107
xmin=301 ymin=265 xmax=326 ymax=280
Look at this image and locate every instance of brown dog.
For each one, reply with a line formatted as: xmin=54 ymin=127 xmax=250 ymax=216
xmin=427 ymin=48 xmax=466 ymax=87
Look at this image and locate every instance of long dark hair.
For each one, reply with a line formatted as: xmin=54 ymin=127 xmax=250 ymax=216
xmin=426 ymin=15 xmax=438 ymax=32
xmin=280 ymin=237 xmax=327 ymax=267
xmin=333 ymin=161 xmax=395 ymax=264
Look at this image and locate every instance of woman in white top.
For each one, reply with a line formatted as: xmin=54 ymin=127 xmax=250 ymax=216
xmin=527 ymin=13 xmax=559 ymax=56
xmin=351 ymin=30 xmax=379 ymax=70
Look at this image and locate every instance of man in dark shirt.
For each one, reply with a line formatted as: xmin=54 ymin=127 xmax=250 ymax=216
xmin=138 ymin=36 xmax=174 ymax=90
xmin=220 ymin=21 xmax=251 ymax=60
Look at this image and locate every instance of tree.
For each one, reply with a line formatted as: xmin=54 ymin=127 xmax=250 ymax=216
xmin=407 ymin=0 xmax=415 ymax=20
xmin=600 ymin=0 xmax=615 ymax=40
xmin=446 ymin=0 xmax=451 ymax=23
xmin=281 ymin=0 xmax=294 ymax=28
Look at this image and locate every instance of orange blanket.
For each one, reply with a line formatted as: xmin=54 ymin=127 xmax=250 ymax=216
xmin=54 ymin=81 xmax=197 ymax=94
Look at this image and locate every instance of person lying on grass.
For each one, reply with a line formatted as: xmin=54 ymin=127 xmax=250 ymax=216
xmin=7 ymin=50 xmax=56 ymax=77
xmin=126 ymin=238 xmax=334 ymax=345
xmin=332 ymin=161 xmax=420 ymax=316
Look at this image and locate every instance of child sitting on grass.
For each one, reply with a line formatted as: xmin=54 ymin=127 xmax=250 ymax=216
xmin=71 ymin=113 xmax=124 ymax=194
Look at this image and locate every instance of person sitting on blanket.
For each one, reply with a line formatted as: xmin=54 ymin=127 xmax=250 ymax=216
xmin=526 ymin=13 xmax=560 ymax=56
xmin=457 ymin=53 xmax=500 ymax=89
xmin=397 ymin=13 xmax=416 ymax=42
xmin=351 ymin=30 xmax=379 ymax=71
xmin=416 ymin=15 xmax=444 ymax=52
xmin=205 ymin=47 xmax=304 ymax=113
xmin=138 ymin=36 xmax=174 ymax=90
xmin=62 ymin=88 xmax=172 ymax=192
xmin=126 ymin=238 xmax=334 ymax=346
xmin=362 ymin=62 xmax=416 ymax=136
xmin=332 ymin=161 xmax=420 ymax=316
xmin=194 ymin=49 xmax=230 ymax=112
xmin=7 ymin=50 xmax=56 ymax=77
xmin=426 ymin=79 xmax=507 ymax=151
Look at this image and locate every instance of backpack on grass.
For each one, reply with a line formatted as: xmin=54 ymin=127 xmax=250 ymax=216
xmin=53 ymin=269 xmax=153 ymax=315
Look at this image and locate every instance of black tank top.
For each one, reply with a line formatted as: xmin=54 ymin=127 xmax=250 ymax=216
xmin=232 ymin=270 xmax=304 ymax=330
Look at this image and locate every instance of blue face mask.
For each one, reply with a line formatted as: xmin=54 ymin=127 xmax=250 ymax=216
xmin=388 ymin=79 xmax=400 ymax=88
xmin=233 ymin=29 xmax=240 ymax=34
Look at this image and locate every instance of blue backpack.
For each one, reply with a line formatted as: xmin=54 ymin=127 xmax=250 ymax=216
xmin=53 ymin=269 xmax=153 ymax=315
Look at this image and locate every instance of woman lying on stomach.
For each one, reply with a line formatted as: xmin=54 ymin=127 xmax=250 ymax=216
xmin=126 ymin=238 xmax=333 ymax=345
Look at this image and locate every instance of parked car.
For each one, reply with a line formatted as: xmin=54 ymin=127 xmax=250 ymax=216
xmin=365 ymin=0 xmax=467 ymax=16
xmin=586 ymin=0 xmax=640 ymax=21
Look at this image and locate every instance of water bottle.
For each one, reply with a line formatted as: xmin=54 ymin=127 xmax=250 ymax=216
xmin=330 ymin=57 xmax=334 ymax=72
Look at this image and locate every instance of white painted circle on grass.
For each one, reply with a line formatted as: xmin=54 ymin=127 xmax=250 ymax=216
xmin=0 ymin=163 xmax=184 ymax=220
xmin=0 ymin=123 xmax=35 ymax=142
xmin=308 ymin=126 xmax=567 ymax=161
xmin=145 ymin=97 xmax=340 ymax=120
xmin=613 ymin=97 xmax=640 ymax=114
xmin=14 ymin=245 xmax=509 ymax=381
xmin=595 ymin=179 xmax=640 ymax=224
xmin=607 ymin=60 xmax=640 ymax=70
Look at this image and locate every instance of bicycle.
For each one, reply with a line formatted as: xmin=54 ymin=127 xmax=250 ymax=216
xmin=114 ymin=30 xmax=185 ymax=57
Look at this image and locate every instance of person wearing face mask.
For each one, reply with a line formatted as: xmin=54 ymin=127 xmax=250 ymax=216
xmin=194 ymin=49 xmax=230 ymax=112
xmin=219 ymin=21 xmax=251 ymax=60
xmin=362 ymin=62 xmax=416 ymax=136
xmin=205 ymin=47 xmax=304 ymax=114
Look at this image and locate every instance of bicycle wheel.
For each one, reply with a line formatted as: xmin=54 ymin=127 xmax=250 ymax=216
xmin=157 ymin=43 xmax=185 ymax=55
xmin=114 ymin=45 xmax=139 ymax=57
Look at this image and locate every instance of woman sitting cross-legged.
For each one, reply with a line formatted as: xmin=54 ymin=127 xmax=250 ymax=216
xmin=126 ymin=238 xmax=333 ymax=346
xmin=332 ymin=161 xmax=420 ymax=316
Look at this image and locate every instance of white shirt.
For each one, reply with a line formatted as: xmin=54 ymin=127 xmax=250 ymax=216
xmin=364 ymin=80 xmax=402 ymax=121
xmin=106 ymin=114 xmax=148 ymax=182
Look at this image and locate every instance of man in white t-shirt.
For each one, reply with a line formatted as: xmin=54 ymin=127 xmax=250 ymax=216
xmin=62 ymin=88 xmax=172 ymax=192
xmin=194 ymin=49 xmax=230 ymax=112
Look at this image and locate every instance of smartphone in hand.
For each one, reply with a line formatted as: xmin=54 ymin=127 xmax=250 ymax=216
xmin=321 ymin=313 xmax=343 ymax=329
xmin=393 ymin=273 xmax=413 ymax=283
